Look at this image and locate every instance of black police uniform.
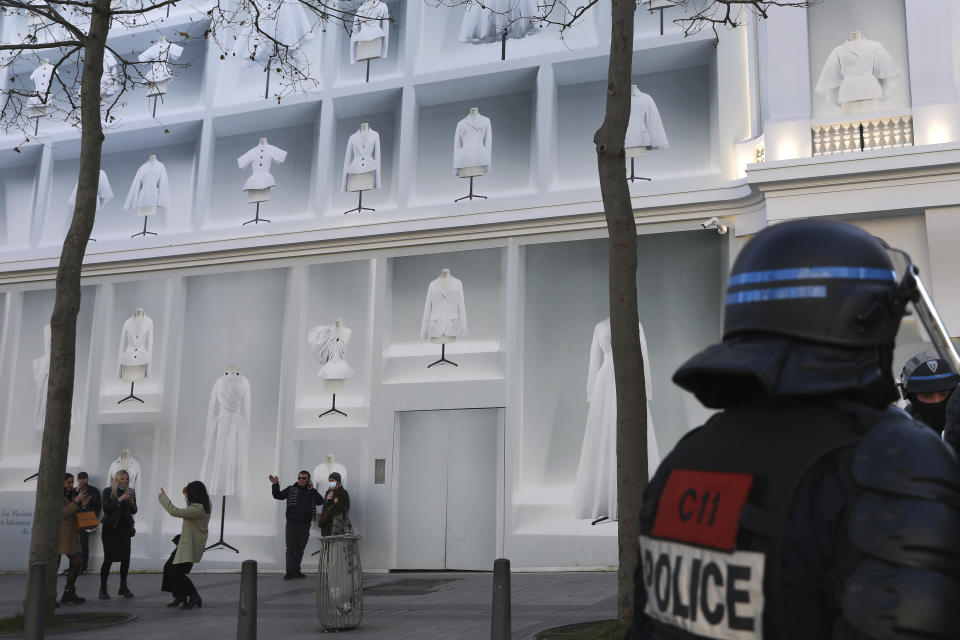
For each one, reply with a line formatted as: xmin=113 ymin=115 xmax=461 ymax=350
xmin=627 ymin=220 xmax=960 ymax=640
xmin=899 ymin=351 xmax=959 ymax=434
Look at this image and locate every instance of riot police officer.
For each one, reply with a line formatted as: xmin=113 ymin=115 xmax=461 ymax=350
xmin=628 ymin=220 xmax=960 ymax=639
xmin=899 ymin=350 xmax=959 ymax=434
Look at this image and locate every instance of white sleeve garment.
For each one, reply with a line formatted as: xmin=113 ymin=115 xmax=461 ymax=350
xmin=456 ymin=280 xmax=468 ymax=337
xmin=123 ymin=164 xmax=147 ymax=211
xmin=586 ymin=322 xmax=603 ymax=402
xmin=350 ymin=0 xmax=390 ymax=64
xmin=68 ymin=170 xmax=113 ymax=211
xmin=420 ymin=281 xmax=434 ymax=340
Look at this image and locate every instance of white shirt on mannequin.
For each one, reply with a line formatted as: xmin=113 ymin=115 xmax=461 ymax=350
xmin=341 ymin=127 xmax=381 ymax=190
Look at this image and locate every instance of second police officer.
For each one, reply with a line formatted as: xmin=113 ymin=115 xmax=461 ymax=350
xmin=628 ymin=220 xmax=960 ymax=639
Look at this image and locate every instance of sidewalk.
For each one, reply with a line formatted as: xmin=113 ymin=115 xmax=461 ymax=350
xmin=0 ymin=570 xmax=617 ymax=639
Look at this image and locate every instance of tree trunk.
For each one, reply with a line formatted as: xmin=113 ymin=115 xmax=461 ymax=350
xmin=25 ymin=0 xmax=108 ymax=614
xmin=594 ymin=0 xmax=644 ymax=628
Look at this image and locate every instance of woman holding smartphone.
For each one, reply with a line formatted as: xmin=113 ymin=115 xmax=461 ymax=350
xmin=158 ymin=481 xmax=211 ymax=610
xmin=100 ymin=470 xmax=137 ymax=599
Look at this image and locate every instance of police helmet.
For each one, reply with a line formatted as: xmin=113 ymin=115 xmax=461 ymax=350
xmin=900 ymin=351 xmax=960 ymax=395
xmin=724 ymin=220 xmax=906 ymax=347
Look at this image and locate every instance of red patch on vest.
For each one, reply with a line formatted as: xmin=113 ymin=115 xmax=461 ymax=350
xmin=651 ymin=470 xmax=754 ymax=551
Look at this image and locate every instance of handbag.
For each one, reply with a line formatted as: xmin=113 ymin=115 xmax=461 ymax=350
xmin=75 ymin=511 xmax=98 ymax=531
xmin=317 ymin=505 xmax=332 ymax=529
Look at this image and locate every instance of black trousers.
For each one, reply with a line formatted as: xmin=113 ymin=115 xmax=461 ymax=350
xmin=79 ymin=530 xmax=91 ymax=570
xmin=285 ymin=522 xmax=311 ymax=576
xmin=163 ymin=559 xmax=196 ymax=600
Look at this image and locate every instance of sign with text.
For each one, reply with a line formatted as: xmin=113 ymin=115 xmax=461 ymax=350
xmin=0 ymin=492 xmax=36 ymax=571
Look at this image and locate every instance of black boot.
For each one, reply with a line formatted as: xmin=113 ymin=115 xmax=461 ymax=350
xmin=60 ymin=585 xmax=85 ymax=605
xmin=166 ymin=596 xmax=186 ymax=608
xmin=179 ymin=594 xmax=202 ymax=610
xmin=118 ymin=584 xmax=134 ymax=598
xmin=99 ymin=586 xmax=110 ymax=600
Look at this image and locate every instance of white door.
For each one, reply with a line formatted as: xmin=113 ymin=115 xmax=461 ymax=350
xmin=395 ymin=408 xmax=502 ymax=570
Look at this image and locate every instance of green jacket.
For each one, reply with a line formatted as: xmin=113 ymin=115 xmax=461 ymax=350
xmin=159 ymin=493 xmax=210 ymax=565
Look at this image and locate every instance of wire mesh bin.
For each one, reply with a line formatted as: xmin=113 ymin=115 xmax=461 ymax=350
xmin=316 ymin=534 xmax=363 ymax=630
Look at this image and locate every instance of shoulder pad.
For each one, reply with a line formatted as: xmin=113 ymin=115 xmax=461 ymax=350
xmin=852 ymin=411 xmax=960 ymax=507
xmin=843 ymin=559 xmax=960 ymax=639
xmin=849 ymin=492 xmax=960 ymax=578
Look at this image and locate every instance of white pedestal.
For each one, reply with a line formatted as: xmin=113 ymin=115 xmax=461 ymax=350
xmin=357 ymin=38 xmax=384 ymax=61
xmin=625 ymin=146 xmax=649 ymax=158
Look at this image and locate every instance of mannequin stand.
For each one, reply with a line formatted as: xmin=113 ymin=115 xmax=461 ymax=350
xmin=117 ymin=381 xmax=144 ymax=405
xmin=659 ymin=7 xmax=665 ymax=35
xmin=243 ymin=201 xmax=271 ymax=225
xmin=591 ymin=516 xmax=610 ymax=526
xmin=627 ymin=158 xmax=651 ymax=183
xmin=131 ymin=217 xmax=156 ymax=238
xmin=150 ymin=95 xmax=159 ymax=118
xmin=264 ymin=55 xmax=273 ymax=99
xmin=319 ymin=393 xmax=347 ymax=419
xmin=344 ymin=190 xmax=375 ymax=215
xmin=365 ymin=59 xmax=371 ymax=83
xmin=23 ymin=471 xmax=39 ymax=482
xmin=32 ymin=116 xmax=40 ymax=136
xmin=501 ymin=30 xmax=507 ymax=60
xmin=205 ymin=496 xmax=239 ymax=553
xmin=454 ymin=176 xmax=487 ymax=202
xmin=427 ymin=343 xmax=458 ymax=368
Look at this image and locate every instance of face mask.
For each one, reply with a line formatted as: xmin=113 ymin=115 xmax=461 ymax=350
xmin=913 ymin=397 xmax=949 ymax=432
xmin=328 ymin=481 xmax=337 ymax=489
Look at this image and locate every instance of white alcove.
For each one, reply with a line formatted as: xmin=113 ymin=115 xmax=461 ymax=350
xmin=0 ymin=145 xmax=40 ymax=250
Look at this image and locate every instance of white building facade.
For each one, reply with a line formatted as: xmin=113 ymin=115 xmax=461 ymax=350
xmin=0 ymin=0 xmax=957 ymax=572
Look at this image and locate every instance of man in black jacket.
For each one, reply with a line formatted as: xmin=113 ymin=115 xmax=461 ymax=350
xmin=76 ymin=471 xmax=102 ymax=575
xmin=270 ymin=471 xmax=323 ymax=580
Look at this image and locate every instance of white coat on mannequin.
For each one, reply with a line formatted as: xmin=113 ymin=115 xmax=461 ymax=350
xmin=459 ymin=0 xmax=538 ymax=43
xmin=117 ymin=312 xmax=153 ymax=378
xmin=138 ymin=37 xmax=183 ymax=84
xmin=815 ymin=34 xmax=903 ymax=106
xmin=32 ymin=324 xmax=81 ymax=432
xmin=68 ymin=170 xmax=113 ymax=211
xmin=350 ymin=0 xmax=390 ymax=63
xmin=453 ymin=111 xmax=493 ymax=175
xmin=200 ymin=369 xmax=251 ymax=497
xmin=625 ymin=87 xmax=668 ymax=149
xmin=573 ymin=318 xmax=660 ymax=521
xmin=107 ymin=452 xmax=142 ymax=490
xmin=420 ymin=275 xmax=468 ymax=340
xmin=233 ymin=0 xmax=315 ymax=65
xmin=342 ymin=126 xmax=381 ymax=191
xmin=307 ymin=322 xmax=354 ymax=379
xmin=28 ymin=61 xmax=55 ymax=107
xmin=124 ymin=157 xmax=170 ymax=214
xmin=237 ymin=140 xmax=288 ymax=191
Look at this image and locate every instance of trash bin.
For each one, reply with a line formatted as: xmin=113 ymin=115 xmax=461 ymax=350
xmin=316 ymin=534 xmax=363 ymax=631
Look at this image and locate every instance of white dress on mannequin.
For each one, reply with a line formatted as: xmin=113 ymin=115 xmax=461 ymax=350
xmin=233 ymin=0 xmax=315 ymax=64
xmin=123 ymin=158 xmax=169 ymax=214
xmin=67 ymin=170 xmax=113 ymax=211
xmin=453 ymin=112 xmax=493 ymax=175
xmin=815 ymin=36 xmax=902 ymax=106
xmin=459 ymin=0 xmax=539 ymax=44
xmin=200 ymin=371 xmax=251 ymax=496
xmin=573 ymin=318 xmax=660 ymax=521
xmin=341 ymin=127 xmax=381 ymax=191
xmin=107 ymin=453 xmax=142 ymax=490
xmin=625 ymin=87 xmax=669 ymax=149
xmin=237 ymin=140 xmax=288 ymax=190
xmin=307 ymin=324 xmax=354 ymax=379
xmin=420 ymin=275 xmax=468 ymax=340
xmin=117 ymin=312 xmax=153 ymax=378
xmin=350 ymin=0 xmax=390 ymax=64
xmin=32 ymin=324 xmax=81 ymax=432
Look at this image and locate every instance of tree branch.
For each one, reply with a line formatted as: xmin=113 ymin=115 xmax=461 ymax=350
xmin=0 ymin=40 xmax=83 ymax=51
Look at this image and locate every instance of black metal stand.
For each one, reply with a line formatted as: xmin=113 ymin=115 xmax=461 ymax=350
xmin=627 ymin=158 xmax=651 ymax=183
xmin=23 ymin=472 xmax=39 ymax=482
xmin=131 ymin=216 xmax=156 ymax=238
xmin=319 ymin=394 xmax=347 ymax=419
xmin=501 ymin=30 xmax=507 ymax=60
xmin=264 ymin=56 xmax=272 ymax=99
xmin=591 ymin=516 xmax=610 ymax=526
xmin=151 ymin=95 xmax=159 ymax=118
xmin=659 ymin=7 xmax=665 ymax=35
xmin=343 ymin=190 xmax=374 ymax=215
xmin=454 ymin=176 xmax=487 ymax=202
xmin=427 ymin=343 xmax=458 ymax=368
xmin=117 ymin=381 xmax=144 ymax=405
xmin=365 ymin=59 xmax=371 ymax=83
xmin=33 ymin=116 xmax=40 ymax=136
xmin=204 ymin=496 xmax=240 ymax=553
xmin=243 ymin=201 xmax=271 ymax=225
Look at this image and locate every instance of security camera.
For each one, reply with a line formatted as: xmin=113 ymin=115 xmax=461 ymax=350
xmin=701 ymin=216 xmax=728 ymax=235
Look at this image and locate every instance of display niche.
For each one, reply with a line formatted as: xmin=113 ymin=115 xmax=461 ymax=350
xmin=334 ymin=0 xmax=404 ymax=86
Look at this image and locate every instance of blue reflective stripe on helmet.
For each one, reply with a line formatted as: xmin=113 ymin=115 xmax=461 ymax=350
xmin=726 ymin=285 xmax=828 ymax=305
xmin=728 ymin=267 xmax=897 ymax=287
xmin=908 ymin=373 xmax=957 ymax=381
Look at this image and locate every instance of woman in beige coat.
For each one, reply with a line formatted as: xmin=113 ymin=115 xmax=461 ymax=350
xmin=158 ymin=481 xmax=211 ymax=610
xmin=60 ymin=473 xmax=92 ymax=604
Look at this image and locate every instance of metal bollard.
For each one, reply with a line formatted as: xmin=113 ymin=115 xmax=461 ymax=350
xmin=236 ymin=560 xmax=257 ymax=640
xmin=23 ymin=561 xmax=46 ymax=640
xmin=491 ymin=558 xmax=511 ymax=640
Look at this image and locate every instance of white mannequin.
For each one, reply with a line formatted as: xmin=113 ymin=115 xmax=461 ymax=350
xmin=120 ymin=308 xmax=149 ymax=382
xmin=238 ymin=137 xmax=288 ymax=203
xmin=843 ymin=32 xmax=878 ymax=114
xmin=433 ymin=269 xmax=455 ymax=344
xmin=227 ymin=363 xmax=239 ymax=375
xmin=816 ymin=30 xmax=902 ymax=114
xmin=139 ymin=35 xmax=183 ymax=98
xmin=313 ymin=454 xmax=347 ymax=489
xmin=625 ymin=86 xmax=649 ymax=158
xmin=456 ymin=108 xmax=489 ymax=178
xmin=346 ymin=123 xmax=377 ymax=192
xmin=352 ymin=0 xmax=389 ymax=62
xmin=107 ymin=448 xmax=142 ymax=490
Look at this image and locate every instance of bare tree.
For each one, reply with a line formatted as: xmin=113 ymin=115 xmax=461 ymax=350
xmin=0 ymin=0 xmax=372 ymax=618
xmin=430 ymin=0 xmax=814 ymax=627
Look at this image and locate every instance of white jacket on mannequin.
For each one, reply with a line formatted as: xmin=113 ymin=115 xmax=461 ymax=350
xmin=815 ymin=37 xmax=902 ymax=106
xmin=625 ymin=87 xmax=669 ymax=149
xmin=28 ymin=62 xmax=55 ymax=107
xmin=341 ymin=127 xmax=381 ymax=190
xmin=237 ymin=141 xmax=288 ymax=190
xmin=350 ymin=0 xmax=390 ymax=64
xmin=201 ymin=371 xmax=251 ymax=497
xmin=138 ymin=38 xmax=183 ymax=83
xmin=107 ymin=454 xmax=142 ymax=490
xmin=117 ymin=313 xmax=153 ymax=377
xmin=124 ymin=158 xmax=170 ymax=213
xmin=460 ymin=0 xmax=538 ymax=44
xmin=453 ymin=113 xmax=493 ymax=175
xmin=68 ymin=170 xmax=113 ymax=211
xmin=420 ymin=276 xmax=468 ymax=340
xmin=233 ymin=0 xmax=314 ymax=65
